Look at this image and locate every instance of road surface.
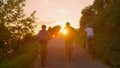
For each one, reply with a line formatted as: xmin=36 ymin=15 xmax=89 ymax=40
xmin=34 ymin=38 xmax=109 ymax=68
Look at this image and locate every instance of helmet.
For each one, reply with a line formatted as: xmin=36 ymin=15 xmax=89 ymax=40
xmin=86 ymin=24 xmax=90 ymax=27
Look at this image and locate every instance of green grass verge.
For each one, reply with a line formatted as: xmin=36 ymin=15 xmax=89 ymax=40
xmin=0 ymin=41 xmax=39 ymax=68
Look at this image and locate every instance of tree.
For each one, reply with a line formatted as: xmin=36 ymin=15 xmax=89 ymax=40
xmin=93 ymin=0 xmax=117 ymax=14
xmin=80 ymin=6 xmax=95 ymax=26
xmin=78 ymin=0 xmax=120 ymax=67
xmin=0 ymin=0 xmax=36 ymax=60
xmin=48 ymin=25 xmax=61 ymax=37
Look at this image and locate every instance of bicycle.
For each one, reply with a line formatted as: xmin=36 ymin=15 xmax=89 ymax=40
xmin=65 ymin=43 xmax=73 ymax=62
xmin=39 ymin=41 xmax=48 ymax=66
xmin=85 ymin=37 xmax=95 ymax=59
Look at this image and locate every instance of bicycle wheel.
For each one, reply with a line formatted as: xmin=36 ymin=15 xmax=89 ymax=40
xmin=66 ymin=49 xmax=72 ymax=62
xmin=40 ymin=50 xmax=46 ymax=66
xmin=40 ymin=45 xmax=47 ymax=66
xmin=68 ymin=50 xmax=72 ymax=62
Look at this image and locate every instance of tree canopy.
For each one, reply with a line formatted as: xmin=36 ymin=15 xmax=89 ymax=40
xmin=0 ymin=0 xmax=36 ymax=60
xmin=78 ymin=0 xmax=120 ymax=67
xmin=48 ymin=25 xmax=61 ymax=37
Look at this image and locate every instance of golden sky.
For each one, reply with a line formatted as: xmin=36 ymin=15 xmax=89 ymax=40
xmin=24 ymin=0 xmax=94 ymax=33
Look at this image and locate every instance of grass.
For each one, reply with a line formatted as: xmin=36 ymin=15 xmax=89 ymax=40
xmin=0 ymin=40 xmax=39 ymax=68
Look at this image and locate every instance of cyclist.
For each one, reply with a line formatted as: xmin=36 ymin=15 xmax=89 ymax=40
xmin=39 ymin=25 xmax=49 ymax=66
xmin=64 ymin=22 xmax=74 ymax=62
xmin=85 ymin=24 xmax=95 ymax=58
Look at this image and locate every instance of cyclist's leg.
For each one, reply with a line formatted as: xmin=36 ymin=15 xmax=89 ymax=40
xmin=40 ymin=42 xmax=46 ymax=66
xmin=44 ymin=42 xmax=48 ymax=60
xmin=86 ymin=37 xmax=93 ymax=55
xmin=68 ymin=46 xmax=72 ymax=62
xmin=67 ymin=43 xmax=73 ymax=62
xmin=87 ymin=38 xmax=95 ymax=59
xmin=40 ymin=45 xmax=45 ymax=66
xmin=90 ymin=39 xmax=95 ymax=59
xmin=83 ymin=42 xmax=86 ymax=51
xmin=86 ymin=39 xmax=89 ymax=53
xmin=65 ymin=41 xmax=68 ymax=55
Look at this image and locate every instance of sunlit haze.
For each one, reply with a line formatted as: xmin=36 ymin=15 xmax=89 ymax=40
xmin=24 ymin=0 xmax=94 ymax=34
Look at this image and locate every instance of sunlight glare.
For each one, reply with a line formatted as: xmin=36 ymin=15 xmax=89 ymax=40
xmin=62 ymin=29 xmax=68 ymax=35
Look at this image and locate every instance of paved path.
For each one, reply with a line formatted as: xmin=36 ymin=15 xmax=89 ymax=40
xmin=34 ymin=38 xmax=109 ymax=68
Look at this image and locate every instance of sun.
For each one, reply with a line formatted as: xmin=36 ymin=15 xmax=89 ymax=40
xmin=62 ymin=29 xmax=68 ymax=35
xmin=54 ymin=21 xmax=69 ymax=35
xmin=60 ymin=28 xmax=68 ymax=35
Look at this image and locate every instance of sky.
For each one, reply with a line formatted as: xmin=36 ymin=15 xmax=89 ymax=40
xmin=24 ymin=0 xmax=94 ymax=33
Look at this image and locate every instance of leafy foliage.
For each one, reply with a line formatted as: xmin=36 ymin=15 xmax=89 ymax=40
xmin=0 ymin=36 xmax=39 ymax=68
xmin=0 ymin=0 xmax=36 ymax=60
xmin=78 ymin=0 xmax=120 ymax=67
xmin=48 ymin=25 xmax=61 ymax=37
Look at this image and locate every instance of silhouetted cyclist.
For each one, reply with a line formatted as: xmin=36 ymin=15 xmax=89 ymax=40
xmin=39 ymin=25 xmax=49 ymax=66
xmin=64 ymin=22 xmax=74 ymax=62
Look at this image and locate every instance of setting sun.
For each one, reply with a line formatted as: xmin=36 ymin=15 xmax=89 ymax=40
xmin=61 ymin=29 xmax=68 ymax=35
xmin=62 ymin=29 xmax=68 ymax=35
